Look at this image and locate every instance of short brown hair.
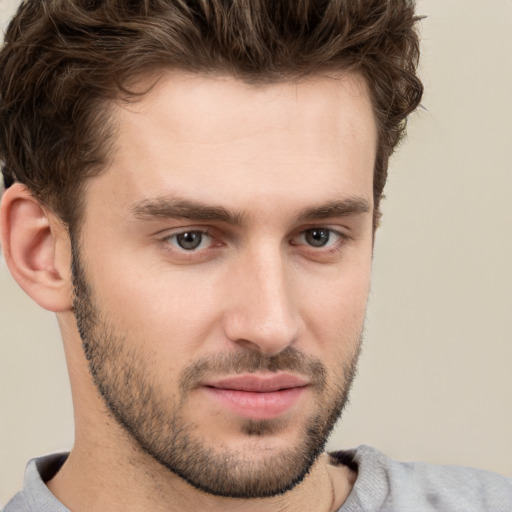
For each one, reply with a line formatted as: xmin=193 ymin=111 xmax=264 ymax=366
xmin=0 ymin=0 xmax=423 ymax=230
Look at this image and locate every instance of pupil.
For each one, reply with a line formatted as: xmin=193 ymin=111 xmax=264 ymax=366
xmin=306 ymin=229 xmax=329 ymax=247
xmin=177 ymin=231 xmax=202 ymax=250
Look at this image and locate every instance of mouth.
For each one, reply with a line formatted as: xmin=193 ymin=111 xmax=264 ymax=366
xmin=201 ymin=373 xmax=310 ymax=421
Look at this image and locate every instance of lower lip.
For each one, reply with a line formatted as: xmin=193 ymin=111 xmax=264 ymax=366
xmin=203 ymin=386 xmax=307 ymax=420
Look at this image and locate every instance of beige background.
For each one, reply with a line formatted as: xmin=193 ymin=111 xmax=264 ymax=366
xmin=1 ymin=0 xmax=511 ymax=505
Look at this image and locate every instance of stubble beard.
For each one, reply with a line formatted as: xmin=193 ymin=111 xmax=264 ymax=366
xmin=71 ymin=243 xmax=362 ymax=499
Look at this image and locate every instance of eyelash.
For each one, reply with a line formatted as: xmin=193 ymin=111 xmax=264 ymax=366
xmin=291 ymin=228 xmax=347 ymax=251
xmin=162 ymin=228 xmax=217 ymax=253
xmin=161 ymin=226 xmax=349 ymax=256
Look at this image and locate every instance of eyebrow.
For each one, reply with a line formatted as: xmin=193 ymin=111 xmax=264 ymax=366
xmin=131 ymin=196 xmax=371 ymax=225
xmin=297 ymin=197 xmax=371 ymax=221
xmin=131 ymin=197 xmax=245 ymax=225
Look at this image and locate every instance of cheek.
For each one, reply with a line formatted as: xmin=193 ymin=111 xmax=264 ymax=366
xmin=297 ymin=258 xmax=371 ymax=345
xmin=87 ymin=248 xmax=224 ymax=356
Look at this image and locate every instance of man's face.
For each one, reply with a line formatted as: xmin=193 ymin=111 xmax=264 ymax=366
xmin=72 ymin=72 xmax=376 ymax=498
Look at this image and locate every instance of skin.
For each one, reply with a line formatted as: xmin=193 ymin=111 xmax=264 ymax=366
xmin=1 ymin=71 xmax=376 ymax=511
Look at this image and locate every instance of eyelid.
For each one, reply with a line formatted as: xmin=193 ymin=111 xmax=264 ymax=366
xmin=160 ymin=227 xmax=220 ymax=253
xmin=291 ymin=227 xmax=350 ymax=247
xmin=156 ymin=224 xmax=350 ymax=261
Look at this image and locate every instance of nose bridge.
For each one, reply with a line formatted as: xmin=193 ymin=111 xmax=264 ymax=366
xmin=224 ymin=240 xmax=301 ymax=355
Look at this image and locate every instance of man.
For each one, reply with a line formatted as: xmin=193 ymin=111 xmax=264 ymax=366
xmin=0 ymin=0 xmax=510 ymax=511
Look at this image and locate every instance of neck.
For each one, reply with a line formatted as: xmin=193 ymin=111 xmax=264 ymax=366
xmin=47 ymin=428 xmax=354 ymax=512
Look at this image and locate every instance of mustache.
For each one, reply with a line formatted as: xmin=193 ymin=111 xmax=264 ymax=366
xmin=180 ymin=346 xmax=327 ymax=393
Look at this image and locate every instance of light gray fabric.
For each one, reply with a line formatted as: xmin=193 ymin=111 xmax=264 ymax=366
xmin=335 ymin=446 xmax=512 ymax=511
xmin=3 ymin=446 xmax=511 ymax=511
xmin=3 ymin=454 xmax=69 ymax=512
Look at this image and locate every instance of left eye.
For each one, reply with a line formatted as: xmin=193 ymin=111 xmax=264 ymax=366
xmin=168 ymin=231 xmax=212 ymax=251
xmin=296 ymin=228 xmax=341 ymax=248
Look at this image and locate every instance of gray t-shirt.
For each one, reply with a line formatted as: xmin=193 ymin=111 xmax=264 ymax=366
xmin=3 ymin=446 xmax=512 ymax=511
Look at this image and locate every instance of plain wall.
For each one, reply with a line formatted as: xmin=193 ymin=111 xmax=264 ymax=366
xmin=1 ymin=0 xmax=511 ymax=505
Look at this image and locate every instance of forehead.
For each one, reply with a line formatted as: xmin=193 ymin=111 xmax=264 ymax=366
xmin=86 ymin=71 xmax=377 ymax=220
xmin=120 ymin=71 xmax=374 ymax=135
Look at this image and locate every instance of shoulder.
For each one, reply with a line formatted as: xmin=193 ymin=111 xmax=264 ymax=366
xmin=2 ymin=492 xmax=31 ymax=512
xmin=331 ymin=445 xmax=512 ymax=512
xmin=2 ymin=454 xmax=69 ymax=512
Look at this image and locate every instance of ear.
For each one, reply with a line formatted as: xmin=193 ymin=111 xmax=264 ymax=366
xmin=0 ymin=183 xmax=73 ymax=312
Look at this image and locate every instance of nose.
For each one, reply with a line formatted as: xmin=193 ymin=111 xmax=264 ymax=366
xmin=222 ymin=245 xmax=302 ymax=356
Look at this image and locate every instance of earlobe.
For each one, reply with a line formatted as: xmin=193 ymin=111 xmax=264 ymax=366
xmin=0 ymin=183 xmax=73 ymax=312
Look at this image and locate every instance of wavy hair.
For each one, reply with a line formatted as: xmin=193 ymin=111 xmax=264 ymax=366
xmin=0 ymin=0 xmax=423 ymax=230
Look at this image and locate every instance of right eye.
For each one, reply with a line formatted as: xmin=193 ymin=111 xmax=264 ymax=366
xmin=165 ymin=230 xmax=213 ymax=251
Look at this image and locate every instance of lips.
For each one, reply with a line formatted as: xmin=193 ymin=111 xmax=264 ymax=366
xmin=201 ymin=373 xmax=309 ymax=420
xmin=204 ymin=373 xmax=309 ymax=392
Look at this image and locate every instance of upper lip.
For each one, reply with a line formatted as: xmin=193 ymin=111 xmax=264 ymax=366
xmin=202 ymin=373 xmax=310 ymax=392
